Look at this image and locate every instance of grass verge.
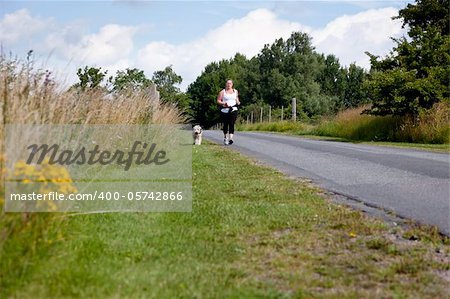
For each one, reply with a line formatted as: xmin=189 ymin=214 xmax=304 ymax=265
xmin=1 ymin=142 xmax=449 ymax=298
xmin=246 ymin=131 xmax=450 ymax=153
xmin=238 ymin=103 xmax=450 ymax=151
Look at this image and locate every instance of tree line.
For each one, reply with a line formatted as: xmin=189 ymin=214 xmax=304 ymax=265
xmin=187 ymin=33 xmax=368 ymax=127
xmin=72 ymin=0 xmax=448 ymax=128
xmin=71 ymin=65 xmax=189 ymax=111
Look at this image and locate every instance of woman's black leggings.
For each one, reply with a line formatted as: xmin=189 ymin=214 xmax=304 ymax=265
xmin=221 ymin=110 xmax=238 ymax=135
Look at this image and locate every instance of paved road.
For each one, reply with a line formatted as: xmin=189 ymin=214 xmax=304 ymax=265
xmin=204 ymin=130 xmax=450 ymax=235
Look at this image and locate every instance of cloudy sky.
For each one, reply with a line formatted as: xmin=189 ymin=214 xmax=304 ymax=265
xmin=0 ymin=1 xmax=412 ymax=90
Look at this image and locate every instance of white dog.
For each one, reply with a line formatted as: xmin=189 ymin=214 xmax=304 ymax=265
xmin=193 ymin=125 xmax=203 ymax=145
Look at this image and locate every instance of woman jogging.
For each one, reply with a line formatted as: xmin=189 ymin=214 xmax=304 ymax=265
xmin=217 ymin=79 xmax=240 ymax=145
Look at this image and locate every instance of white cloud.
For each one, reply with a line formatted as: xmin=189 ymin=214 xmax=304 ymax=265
xmin=138 ymin=9 xmax=308 ymax=89
xmin=137 ymin=7 xmax=405 ymax=90
xmin=312 ymin=7 xmax=404 ymax=69
xmin=0 ymin=7 xmax=406 ymax=89
xmin=45 ymin=24 xmax=138 ymax=67
xmin=0 ymin=8 xmax=138 ymax=79
xmin=0 ymin=8 xmax=53 ymax=44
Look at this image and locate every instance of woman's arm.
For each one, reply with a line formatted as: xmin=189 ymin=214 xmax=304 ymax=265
xmin=236 ymin=90 xmax=240 ymax=105
xmin=217 ymin=90 xmax=227 ymax=107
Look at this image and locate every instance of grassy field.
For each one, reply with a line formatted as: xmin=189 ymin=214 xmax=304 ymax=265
xmin=1 ymin=142 xmax=449 ymax=298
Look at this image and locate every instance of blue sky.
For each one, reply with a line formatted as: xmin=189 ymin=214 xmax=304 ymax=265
xmin=0 ymin=1 xmax=413 ymax=89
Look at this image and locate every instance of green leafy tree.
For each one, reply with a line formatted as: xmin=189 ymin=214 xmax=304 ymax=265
xmin=344 ymin=63 xmax=368 ymax=108
xmin=188 ymin=31 xmax=368 ymax=126
xmin=152 ymin=65 xmax=190 ymax=111
xmin=110 ymin=68 xmax=152 ymax=93
xmin=318 ymin=55 xmax=345 ymax=97
xmin=74 ymin=66 xmax=107 ymax=90
xmin=365 ymin=0 xmax=449 ymax=117
xmin=152 ymin=65 xmax=182 ymax=98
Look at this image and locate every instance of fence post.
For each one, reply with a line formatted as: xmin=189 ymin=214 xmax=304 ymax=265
xmin=260 ymin=107 xmax=263 ymax=123
xmin=292 ymin=98 xmax=296 ymax=122
xmin=281 ymin=106 xmax=284 ymax=121
xmin=269 ymin=105 xmax=271 ymax=122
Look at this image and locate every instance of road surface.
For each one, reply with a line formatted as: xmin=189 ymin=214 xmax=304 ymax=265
xmin=204 ymin=130 xmax=450 ymax=235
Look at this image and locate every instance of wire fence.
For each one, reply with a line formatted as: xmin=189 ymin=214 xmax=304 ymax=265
xmin=212 ymin=98 xmax=297 ymax=129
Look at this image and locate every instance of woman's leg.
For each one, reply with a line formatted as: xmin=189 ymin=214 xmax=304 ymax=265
xmin=228 ymin=111 xmax=238 ymax=142
xmin=221 ymin=112 xmax=230 ymax=143
xmin=221 ymin=112 xmax=228 ymax=137
xmin=229 ymin=111 xmax=237 ymax=134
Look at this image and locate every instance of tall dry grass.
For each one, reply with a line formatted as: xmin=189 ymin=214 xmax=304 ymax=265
xmin=0 ymin=57 xmax=185 ymax=126
xmin=314 ymin=104 xmax=450 ymax=143
xmin=396 ymin=102 xmax=450 ymax=143
xmin=0 ymin=55 xmax=186 ymax=159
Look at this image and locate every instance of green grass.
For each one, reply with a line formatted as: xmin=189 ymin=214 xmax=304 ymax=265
xmin=241 ymin=130 xmax=450 ymax=153
xmin=1 ymin=142 xmax=449 ymax=298
xmin=358 ymin=141 xmax=450 ymax=152
xmin=237 ymin=121 xmax=308 ymax=133
xmin=238 ymin=122 xmax=450 ymax=153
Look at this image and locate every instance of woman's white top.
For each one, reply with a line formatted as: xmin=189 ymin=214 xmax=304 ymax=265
xmin=221 ymin=89 xmax=238 ymax=113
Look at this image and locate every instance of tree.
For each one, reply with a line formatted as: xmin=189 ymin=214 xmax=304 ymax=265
xmin=256 ymin=32 xmax=323 ymax=112
xmin=110 ymin=68 xmax=151 ymax=93
xmin=74 ymin=66 xmax=107 ymax=90
xmin=188 ymin=31 xmax=368 ymax=126
xmin=344 ymin=63 xmax=368 ymax=108
xmin=365 ymin=0 xmax=449 ymax=117
xmin=318 ymin=55 xmax=344 ymax=96
xmin=396 ymin=0 xmax=448 ymax=36
xmin=151 ymin=65 xmax=191 ymax=111
xmin=152 ymin=65 xmax=182 ymax=99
